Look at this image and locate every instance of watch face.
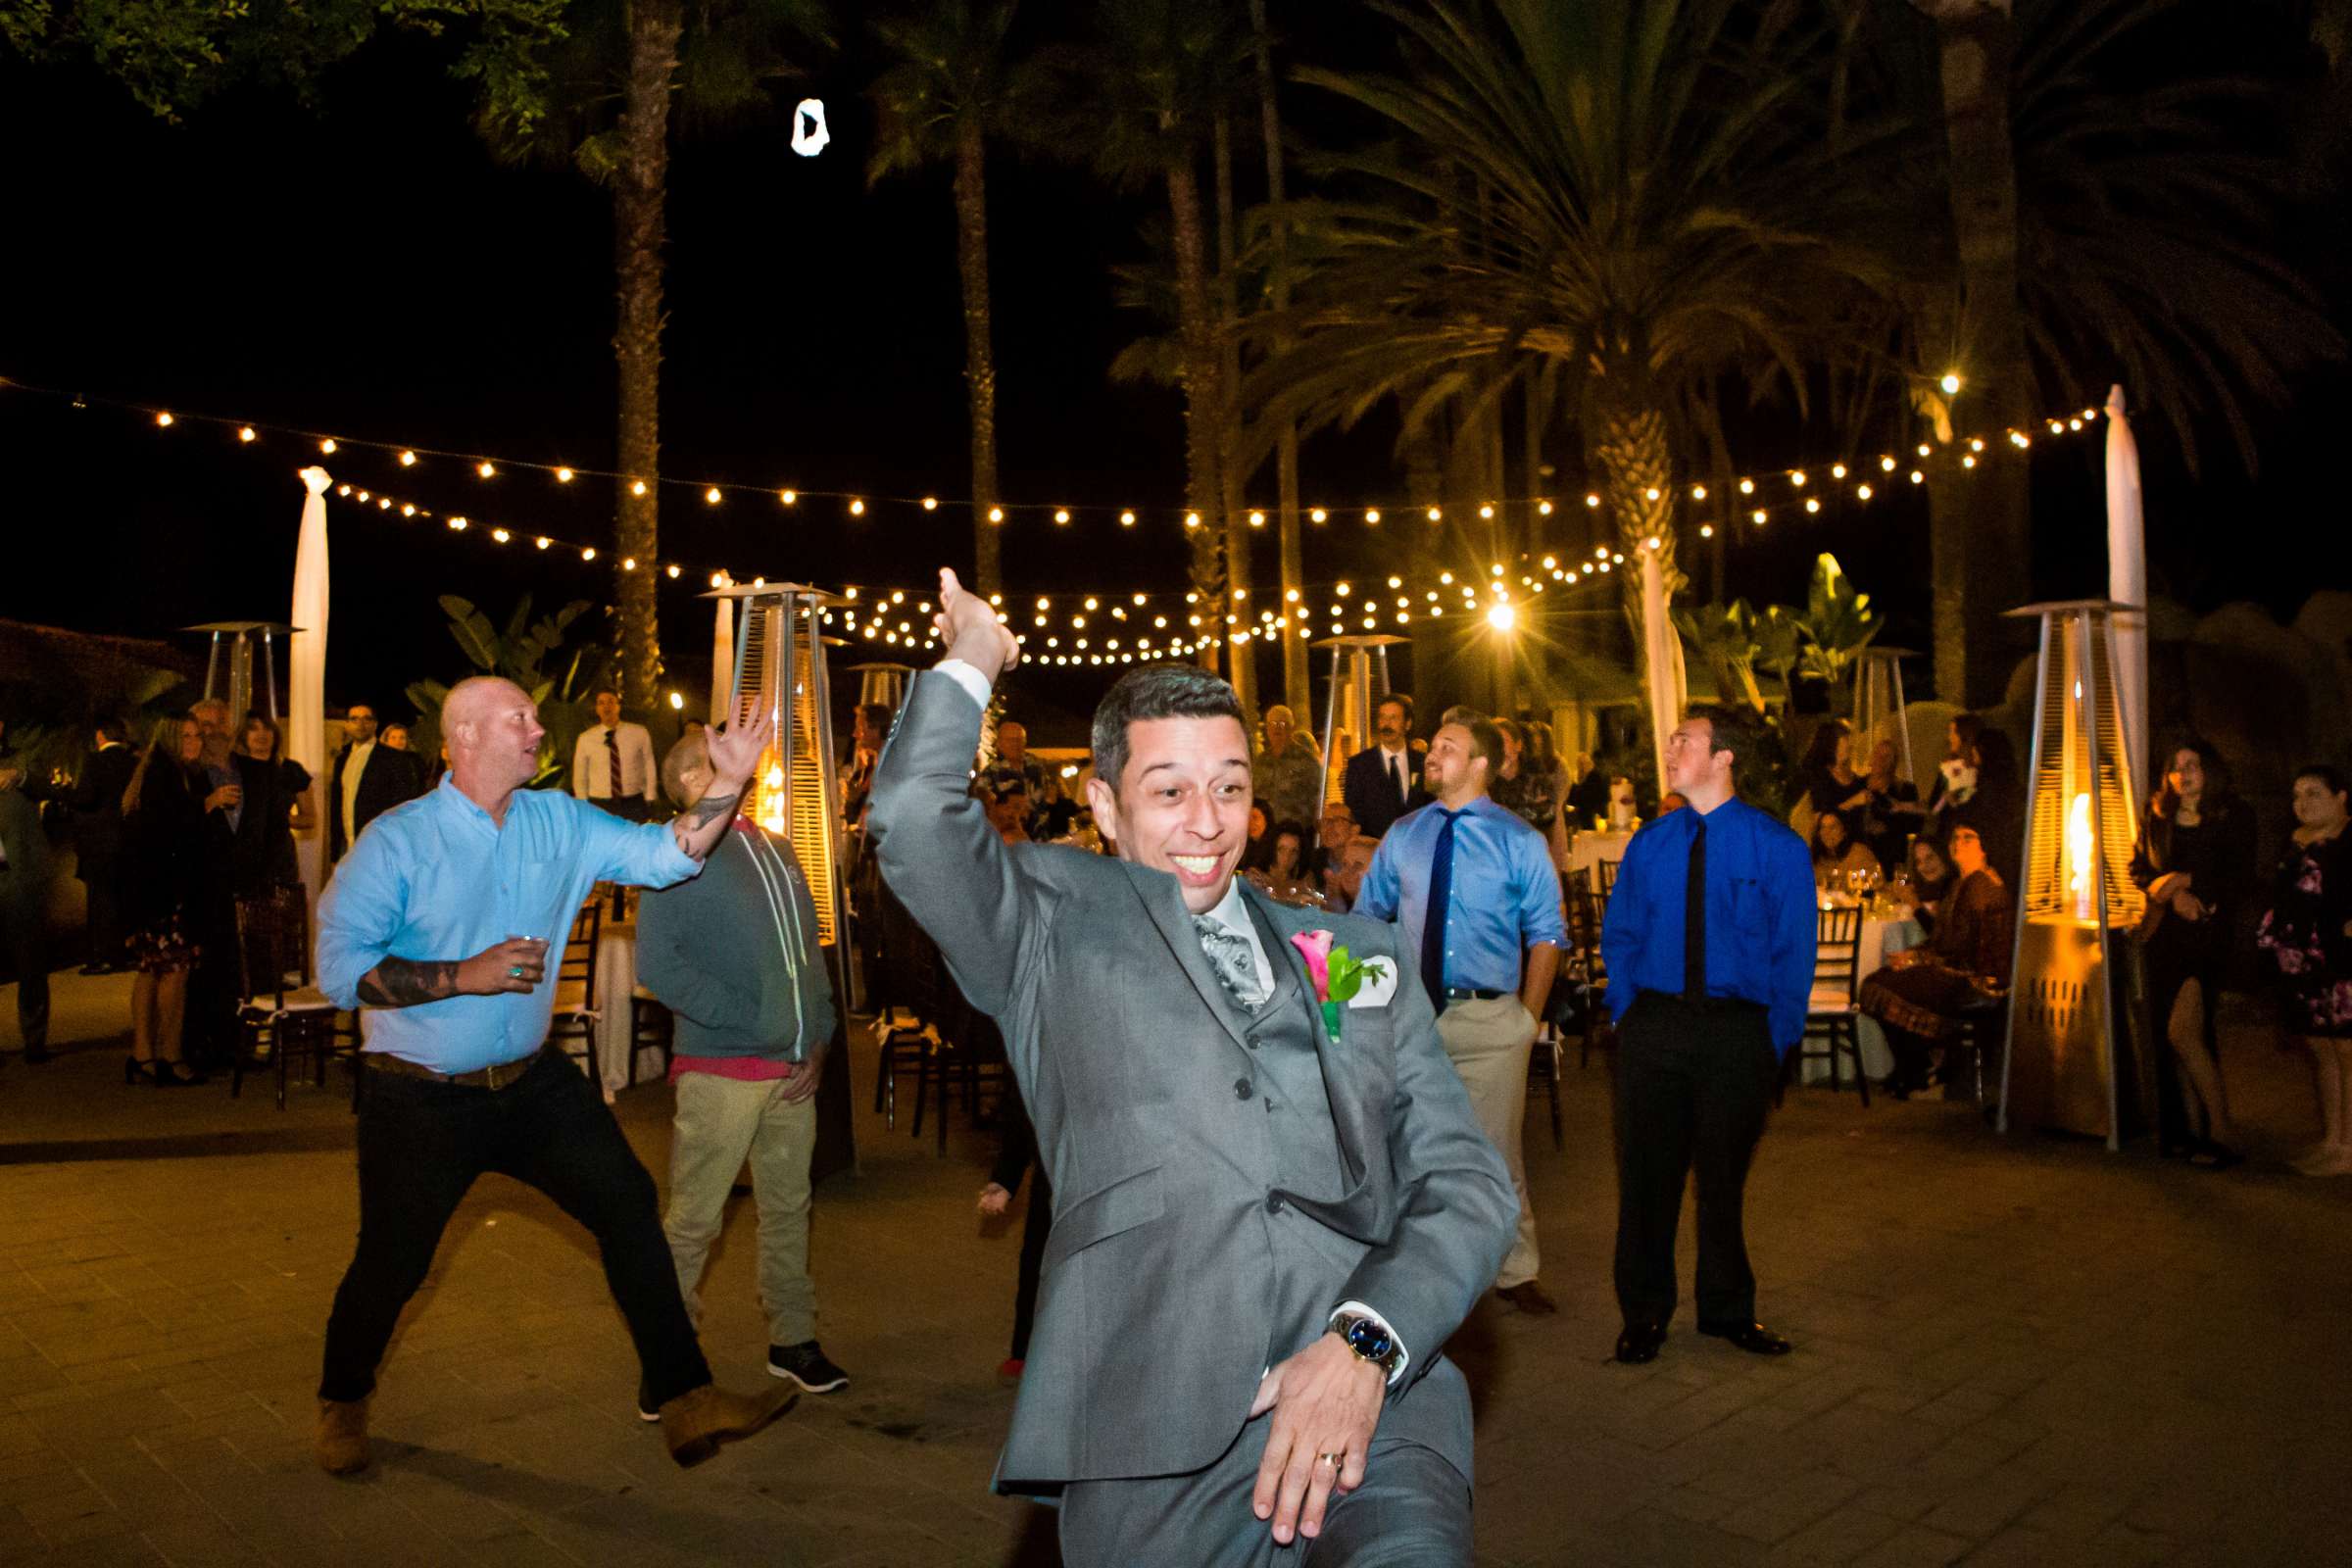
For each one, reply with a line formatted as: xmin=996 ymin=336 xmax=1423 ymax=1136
xmin=1346 ymin=1318 xmax=1394 ymax=1362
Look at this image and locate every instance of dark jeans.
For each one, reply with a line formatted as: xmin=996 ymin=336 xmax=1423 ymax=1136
xmin=318 ymin=1048 xmax=711 ymax=1405
xmin=1 ymin=887 xmax=46 ymax=1054
xmin=1008 ymin=1163 xmax=1053 ymax=1361
xmin=1613 ymin=993 xmax=1779 ymax=1330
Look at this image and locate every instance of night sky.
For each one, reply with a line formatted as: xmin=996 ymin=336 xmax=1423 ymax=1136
xmin=4 ymin=5 xmax=2347 ymax=729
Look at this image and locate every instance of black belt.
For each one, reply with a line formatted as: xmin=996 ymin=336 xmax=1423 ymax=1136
xmin=1443 ymin=987 xmax=1507 ymax=1002
xmin=1640 ymin=990 xmax=1767 ymax=1016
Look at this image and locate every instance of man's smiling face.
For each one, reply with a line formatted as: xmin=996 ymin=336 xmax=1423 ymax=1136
xmin=1086 ymin=714 xmax=1253 ymax=914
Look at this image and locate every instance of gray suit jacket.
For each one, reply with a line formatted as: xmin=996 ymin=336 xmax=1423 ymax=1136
xmin=870 ymin=670 xmax=1514 ymax=1488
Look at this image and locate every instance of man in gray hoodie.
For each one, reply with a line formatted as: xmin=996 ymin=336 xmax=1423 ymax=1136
xmin=637 ymin=730 xmax=848 ymax=1409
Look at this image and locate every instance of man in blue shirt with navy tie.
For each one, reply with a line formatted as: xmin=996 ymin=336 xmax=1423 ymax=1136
xmin=1601 ymin=708 xmax=1815 ymax=1365
xmin=312 ymin=676 xmax=797 ymax=1477
xmin=1358 ymin=714 xmax=1568 ymax=1313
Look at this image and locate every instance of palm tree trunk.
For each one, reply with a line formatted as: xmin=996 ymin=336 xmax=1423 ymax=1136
xmin=1595 ymin=405 xmax=1681 ymax=635
xmin=1252 ymin=0 xmax=1307 ymax=713
xmin=1167 ymin=156 xmax=1226 ymax=673
xmin=612 ymin=0 xmax=681 ymax=712
xmin=1214 ymin=114 xmax=1255 ymax=718
xmin=953 ymin=116 xmax=1003 ymax=598
xmin=1925 ymin=0 xmax=2034 ymax=706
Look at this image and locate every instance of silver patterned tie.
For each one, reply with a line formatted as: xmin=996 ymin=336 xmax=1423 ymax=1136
xmin=1194 ymin=915 xmax=1271 ymax=1008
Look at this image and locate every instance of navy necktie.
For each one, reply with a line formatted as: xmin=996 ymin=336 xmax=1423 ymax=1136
xmin=1685 ymin=815 xmax=1708 ymax=1000
xmin=1420 ymin=808 xmax=1462 ymax=1007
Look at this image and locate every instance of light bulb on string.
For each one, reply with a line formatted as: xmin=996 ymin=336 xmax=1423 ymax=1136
xmin=477 ymin=462 xmax=496 ymax=478
xmin=237 ymin=426 xmax=255 ymax=443
xmin=557 ymin=466 xmax=574 ymax=483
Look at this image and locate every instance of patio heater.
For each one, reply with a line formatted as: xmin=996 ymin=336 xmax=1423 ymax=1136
xmin=187 ymin=621 xmax=294 ymax=726
xmin=1314 ymin=634 xmax=1407 ymax=808
xmin=845 ymin=662 xmax=914 ymax=715
xmin=1850 ymin=646 xmax=1918 ymax=786
xmin=1996 ymin=602 xmax=2148 ymax=1150
xmin=708 ymin=581 xmax=858 ymax=1178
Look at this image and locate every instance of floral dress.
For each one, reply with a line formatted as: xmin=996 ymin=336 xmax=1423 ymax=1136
xmin=2257 ymin=831 xmax=2352 ymax=1038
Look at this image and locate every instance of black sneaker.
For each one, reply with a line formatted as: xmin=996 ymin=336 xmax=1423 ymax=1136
xmin=636 ymin=1377 xmax=661 ymax=1424
xmin=768 ymin=1341 xmax=848 ymax=1394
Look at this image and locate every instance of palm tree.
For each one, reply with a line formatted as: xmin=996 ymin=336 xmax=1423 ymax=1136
xmin=1251 ymin=0 xmax=1883 ymax=653
xmin=466 ymin=0 xmax=830 ymax=710
xmin=1250 ymin=0 xmax=1308 ymax=711
xmin=868 ymin=0 xmax=1043 ymax=600
xmin=1067 ymin=0 xmax=1254 ymax=674
xmin=1845 ymin=0 xmax=2341 ymax=702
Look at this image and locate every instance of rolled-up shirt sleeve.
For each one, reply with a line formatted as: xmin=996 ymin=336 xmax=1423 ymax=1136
xmin=317 ymin=832 xmax=407 ymax=1009
xmin=582 ymin=805 xmax=703 ymax=889
xmin=1513 ymin=828 xmax=1569 ymax=951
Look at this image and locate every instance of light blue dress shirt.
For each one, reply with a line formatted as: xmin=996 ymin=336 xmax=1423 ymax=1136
xmin=317 ymin=775 xmax=702 ymax=1072
xmin=1355 ymin=795 xmax=1567 ymax=996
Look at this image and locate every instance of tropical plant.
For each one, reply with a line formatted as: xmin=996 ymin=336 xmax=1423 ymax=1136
xmin=1251 ymin=0 xmax=1890 ymax=650
xmin=1672 ymin=600 xmax=1771 ymax=716
xmin=1791 ymin=552 xmax=1881 ymax=705
xmin=405 ymin=594 xmax=614 ymax=789
xmin=868 ymin=0 xmax=1046 ymax=599
xmin=460 ymin=0 xmax=831 ymax=712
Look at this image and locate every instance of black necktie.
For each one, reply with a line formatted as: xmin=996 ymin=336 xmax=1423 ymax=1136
xmin=1420 ymin=808 xmax=1460 ymax=1007
xmin=1389 ymin=754 xmax=1404 ymax=807
xmin=1684 ymin=816 xmax=1708 ymax=1001
xmin=606 ymin=727 xmax=623 ymax=796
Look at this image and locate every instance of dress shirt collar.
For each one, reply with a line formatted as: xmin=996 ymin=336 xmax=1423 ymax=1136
xmin=1203 ymin=875 xmax=1253 ymax=942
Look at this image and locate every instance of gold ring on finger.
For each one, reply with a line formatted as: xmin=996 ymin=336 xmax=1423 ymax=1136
xmin=1316 ymin=1451 xmax=1346 ymax=1468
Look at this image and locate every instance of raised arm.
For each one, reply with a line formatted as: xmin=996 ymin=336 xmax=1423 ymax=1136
xmin=867 ymin=568 xmax=1033 ymax=1015
xmin=668 ymin=712 xmax=775 ymax=862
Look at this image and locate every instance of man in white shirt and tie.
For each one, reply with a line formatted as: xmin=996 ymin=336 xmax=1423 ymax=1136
xmin=572 ymin=688 xmax=661 ymax=821
xmin=1342 ymin=695 xmax=1428 ymax=840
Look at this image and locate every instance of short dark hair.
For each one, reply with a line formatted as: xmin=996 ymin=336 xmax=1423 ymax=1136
xmin=1687 ymin=706 xmax=1759 ymax=776
xmin=858 ymin=702 xmax=894 ymax=735
xmin=593 ymin=686 xmax=619 ymax=702
xmin=1092 ymin=664 xmax=1246 ymax=794
xmin=1375 ymin=693 xmax=1412 ymax=724
xmin=95 ymin=716 xmax=129 ymax=744
xmin=1460 ymin=716 xmax=1505 ymax=775
xmin=2294 ymin=762 xmax=2348 ymax=796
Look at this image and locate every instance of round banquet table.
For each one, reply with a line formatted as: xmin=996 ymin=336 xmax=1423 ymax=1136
xmin=591 ymin=919 xmax=664 ymax=1095
xmin=1805 ymin=908 xmax=1926 ymax=1085
xmin=1567 ymin=828 xmax=1634 ymax=884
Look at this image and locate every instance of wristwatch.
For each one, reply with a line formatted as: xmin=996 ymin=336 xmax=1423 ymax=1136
xmin=1327 ymin=1308 xmax=1404 ymax=1381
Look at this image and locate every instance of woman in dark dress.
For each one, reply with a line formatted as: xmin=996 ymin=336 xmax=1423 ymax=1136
xmin=229 ymin=711 xmax=315 ymax=895
xmin=2256 ymin=764 xmax=2352 ymax=1176
xmin=1793 ymin=718 xmax=1869 ymax=831
xmin=1859 ymin=822 xmax=2013 ymax=1098
xmin=120 ymin=714 xmax=208 ymax=1086
xmin=2130 ymin=740 xmax=2257 ymax=1165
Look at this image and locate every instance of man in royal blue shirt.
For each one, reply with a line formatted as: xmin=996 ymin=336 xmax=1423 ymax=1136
xmin=1358 ymin=713 xmax=1568 ymax=1313
xmin=1600 ymin=708 xmax=1815 ymax=1365
xmin=313 ymin=676 xmax=796 ymax=1477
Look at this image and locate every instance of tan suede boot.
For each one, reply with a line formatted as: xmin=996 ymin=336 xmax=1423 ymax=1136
xmin=659 ymin=1381 xmax=798 ymax=1468
xmin=316 ymin=1397 xmax=371 ymax=1476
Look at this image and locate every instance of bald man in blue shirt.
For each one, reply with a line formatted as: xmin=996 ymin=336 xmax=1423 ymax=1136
xmin=1601 ymin=708 xmax=1815 ymax=1366
xmin=312 ymin=676 xmax=796 ymax=1477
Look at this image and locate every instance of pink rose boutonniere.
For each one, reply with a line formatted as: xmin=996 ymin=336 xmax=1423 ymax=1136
xmin=1291 ymin=929 xmax=1392 ymax=1042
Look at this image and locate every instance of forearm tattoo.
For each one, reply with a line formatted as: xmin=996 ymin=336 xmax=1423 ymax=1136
xmin=358 ymin=957 xmax=462 ymax=1008
xmin=683 ymin=790 xmax=741 ymax=831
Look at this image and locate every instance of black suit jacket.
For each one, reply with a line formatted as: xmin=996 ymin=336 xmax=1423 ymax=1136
xmin=68 ymin=744 xmax=139 ymax=873
xmin=327 ymin=744 xmax=424 ymax=862
xmin=1343 ymin=745 xmax=1427 ymax=839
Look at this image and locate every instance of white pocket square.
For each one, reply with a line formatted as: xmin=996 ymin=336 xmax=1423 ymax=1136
xmin=1348 ymin=962 xmax=1398 ymax=1009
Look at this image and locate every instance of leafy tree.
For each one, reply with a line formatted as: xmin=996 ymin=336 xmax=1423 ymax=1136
xmin=405 ymin=593 xmax=613 ymax=788
xmin=867 ymin=0 xmax=1047 ymax=600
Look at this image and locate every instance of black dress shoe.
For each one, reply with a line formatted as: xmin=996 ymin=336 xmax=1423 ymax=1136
xmin=1698 ymin=1321 xmax=1792 ymax=1355
xmin=1613 ymin=1322 xmax=1667 ymax=1364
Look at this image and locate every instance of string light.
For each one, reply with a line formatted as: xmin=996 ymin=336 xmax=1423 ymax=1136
xmin=850 ymin=498 xmax=865 ymax=516
xmin=631 ymin=479 xmax=647 ymax=497
xmin=238 ymin=425 xmax=255 ymax=442
xmin=319 ymin=438 xmax=336 ymax=455
xmin=399 ymin=450 xmax=416 ymax=466
xmin=477 ymin=461 xmax=496 ymax=478
xmin=921 ymin=496 xmax=938 ymax=511
xmin=155 ymin=412 xmax=174 ymax=427
xmin=705 ymin=487 xmax=722 ymax=505
xmin=557 ymin=466 xmax=574 ymax=483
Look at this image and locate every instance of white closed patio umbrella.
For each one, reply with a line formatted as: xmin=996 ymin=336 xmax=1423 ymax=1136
xmin=1641 ymin=545 xmax=1687 ymax=796
xmin=2105 ymin=385 xmax=2148 ymax=788
xmin=291 ymin=466 xmax=331 ymax=917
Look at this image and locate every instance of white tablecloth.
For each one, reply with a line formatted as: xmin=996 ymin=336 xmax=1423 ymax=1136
xmin=1567 ymin=829 xmax=1633 ymax=883
xmin=591 ymin=923 xmax=659 ymax=1095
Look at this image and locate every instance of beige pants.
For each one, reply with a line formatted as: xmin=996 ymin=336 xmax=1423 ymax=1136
xmin=664 ymin=1071 xmax=818 ymax=1348
xmin=1437 ymin=995 xmax=1541 ymax=1289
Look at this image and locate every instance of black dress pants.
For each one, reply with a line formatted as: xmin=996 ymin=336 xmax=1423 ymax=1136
xmin=318 ymin=1048 xmax=711 ymax=1405
xmin=1 ymin=883 xmax=46 ymax=1055
xmin=1613 ymin=994 xmax=1779 ymax=1330
xmin=80 ymin=858 xmax=124 ymax=967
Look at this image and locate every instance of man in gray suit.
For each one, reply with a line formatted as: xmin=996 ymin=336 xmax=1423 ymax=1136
xmin=870 ymin=569 xmax=1515 ymax=1566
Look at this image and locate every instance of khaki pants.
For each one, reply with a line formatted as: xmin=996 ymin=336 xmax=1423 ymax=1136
xmin=1436 ymin=996 xmax=1541 ymax=1289
xmin=664 ymin=1071 xmax=818 ymax=1348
